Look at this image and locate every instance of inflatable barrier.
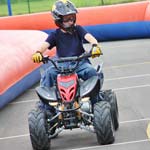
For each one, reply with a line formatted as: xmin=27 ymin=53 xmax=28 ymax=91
xmin=0 ymin=1 xmax=150 ymax=40
xmin=0 ymin=1 xmax=150 ymax=108
xmin=0 ymin=30 xmax=55 ymax=109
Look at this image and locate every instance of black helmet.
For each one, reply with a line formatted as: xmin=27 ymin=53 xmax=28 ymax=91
xmin=51 ymin=0 xmax=78 ymax=31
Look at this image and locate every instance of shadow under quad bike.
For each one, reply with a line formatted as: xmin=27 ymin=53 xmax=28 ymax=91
xmin=28 ymin=52 xmax=119 ymax=150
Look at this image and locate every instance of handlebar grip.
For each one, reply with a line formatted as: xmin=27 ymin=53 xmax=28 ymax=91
xmin=42 ymin=56 xmax=49 ymax=64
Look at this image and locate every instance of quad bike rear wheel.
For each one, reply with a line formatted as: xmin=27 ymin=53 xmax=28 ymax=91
xmin=94 ymin=101 xmax=115 ymax=145
xmin=100 ymin=89 xmax=119 ymax=130
xmin=28 ymin=109 xmax=51 ymax=150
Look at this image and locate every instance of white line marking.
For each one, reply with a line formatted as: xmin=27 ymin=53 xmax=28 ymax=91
xmin=104 ymin=61 xmax=150 ymax=70
xmin=0 ymin=118 xmax=150 ymax=141
xmin=0 ymin=134 xmax=29 ymax=140
xmin=105 ymin=74 xmax=150 ymax=81
xmin=120 ymin=118 xmax=150 ymax=124
xmin=9 ymin=99 xmax=38 ymax=105
xmin=69 ymin=139 xmax=150 ymax=150
xmin=113 ymin=84 xmax=150 ymax=91
xmin=102 ymin=40 xmax=150 ymax=49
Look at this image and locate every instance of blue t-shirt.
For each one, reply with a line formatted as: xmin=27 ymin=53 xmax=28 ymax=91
xmin=45 ymin=25 xmax=88 ymax=57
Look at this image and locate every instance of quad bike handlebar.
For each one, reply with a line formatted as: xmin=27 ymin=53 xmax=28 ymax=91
xmin=42 ymin=52 xmax=92 ymax=73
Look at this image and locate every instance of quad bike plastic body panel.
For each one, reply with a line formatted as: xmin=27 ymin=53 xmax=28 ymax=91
xmin=36 ymin=86 xmax=58 ymax=102
xmin=80 ymin=76 xmax=100 ymax=98
xmin=36 ymin=75 xmax=100 ymax=103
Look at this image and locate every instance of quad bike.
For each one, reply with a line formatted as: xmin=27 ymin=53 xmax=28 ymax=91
xmin=28 ymin=52 xmax=119 ymax=150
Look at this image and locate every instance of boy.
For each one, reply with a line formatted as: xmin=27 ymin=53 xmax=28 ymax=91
xmin=32 ymin=0 xmax=103 ymax=108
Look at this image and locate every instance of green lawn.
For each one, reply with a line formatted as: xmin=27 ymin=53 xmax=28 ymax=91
xmin=0 ymin=0 xmax=143 ymax=17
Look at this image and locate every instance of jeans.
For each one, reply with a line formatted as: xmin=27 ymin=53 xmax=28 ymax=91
xmin=40 ymin=59 xmax=98 ymax=87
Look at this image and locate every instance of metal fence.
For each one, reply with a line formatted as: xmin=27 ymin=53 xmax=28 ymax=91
xmin=0 ymin=0 xmax=142 ymax=17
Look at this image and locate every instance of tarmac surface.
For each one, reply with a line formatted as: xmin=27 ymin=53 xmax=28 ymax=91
xmin=0 ymin=38 xmax=150 ymax=150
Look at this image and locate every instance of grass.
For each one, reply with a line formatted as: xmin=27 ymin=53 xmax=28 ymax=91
xmin=0 ymin=0 xmax=143 ymax=17
xmin=0 ymin=0 xmax=55 ymax=16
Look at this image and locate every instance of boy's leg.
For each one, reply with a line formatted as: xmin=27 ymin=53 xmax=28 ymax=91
xmin=38 ymin=66 xmax=58 ymax=111
xmin=77 ymin=60 xmax=97 ymax=80
xmin=40 ymin=66 xmax=58 ymax=87
xmin=76 ymin=60 xmax=102 ymax=106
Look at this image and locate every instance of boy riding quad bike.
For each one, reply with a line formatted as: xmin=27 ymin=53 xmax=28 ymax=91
xmin=28 ymin=1 xmax=119 ymax=149
xmin=28 ymin=52 xmax=119 ymax=150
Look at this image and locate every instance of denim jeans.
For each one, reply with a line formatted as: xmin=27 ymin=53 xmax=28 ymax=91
xmin=40 ymin=58 xmax=98 ymax=87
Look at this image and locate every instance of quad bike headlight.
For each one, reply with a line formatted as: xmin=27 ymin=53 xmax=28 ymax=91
xmin=81 ymin=97 xmax=90 ymax=102
xmin=80 ymin=97 xmax=92 ymax=113
xmin=49 ymin=102 xmax=58 ymax=106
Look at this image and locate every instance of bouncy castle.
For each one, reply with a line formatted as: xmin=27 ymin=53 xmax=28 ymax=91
xmin=0 ymin=1 xmax=150 ymax=108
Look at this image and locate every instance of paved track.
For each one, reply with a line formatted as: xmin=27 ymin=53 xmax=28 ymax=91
xmin=0 ymin=39 xmax=150 ymax=150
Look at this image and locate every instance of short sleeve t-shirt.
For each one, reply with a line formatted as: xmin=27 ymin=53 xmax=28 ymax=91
xmin=45 ymin=25 xmax=88 ymax=57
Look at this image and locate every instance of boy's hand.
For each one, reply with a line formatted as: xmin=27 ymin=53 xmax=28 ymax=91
xmin=32 ymin=51 xmax=43 ymax=63
xmin=91 ymin=44 xmax=103 ymax=58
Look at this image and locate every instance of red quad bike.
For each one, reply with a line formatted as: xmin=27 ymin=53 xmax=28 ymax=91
xmin=28 ymin=52 xmax=119 ymax=150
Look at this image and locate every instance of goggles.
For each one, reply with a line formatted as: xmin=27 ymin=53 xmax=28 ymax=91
xmin=63 ymin=14 xmax=76 ymax=23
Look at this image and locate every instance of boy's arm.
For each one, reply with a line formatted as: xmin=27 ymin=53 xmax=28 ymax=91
xmin=37 ymin=41 xmax=50 ymax=54
xmin=84 ymin=33 xmax=98 ymax=45
xmin=84 ymin=33 xmax=103 ymax=58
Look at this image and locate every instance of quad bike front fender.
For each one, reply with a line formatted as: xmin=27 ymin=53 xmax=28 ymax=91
xmin=80 ymin=76 xmax=100 ymax=98
xmin=36 ymin=86 xmax=58 ymax=102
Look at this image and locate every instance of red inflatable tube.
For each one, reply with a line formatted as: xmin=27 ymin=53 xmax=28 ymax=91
xmin=0 ymin=1 xmax=149 ymax=30
xmin=0 ymin=30 xmax=55 ymax=95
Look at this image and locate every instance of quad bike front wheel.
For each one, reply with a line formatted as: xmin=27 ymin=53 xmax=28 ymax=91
xmin=100 ymin=89 xmax=119 ymax=130
xmin=28 ymin=109 xmax=51 ymax=150
xmin=35 ymin=101 xmax=58 ymax=139
xmin=94 ymin=101 xmax=115 ymax=145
